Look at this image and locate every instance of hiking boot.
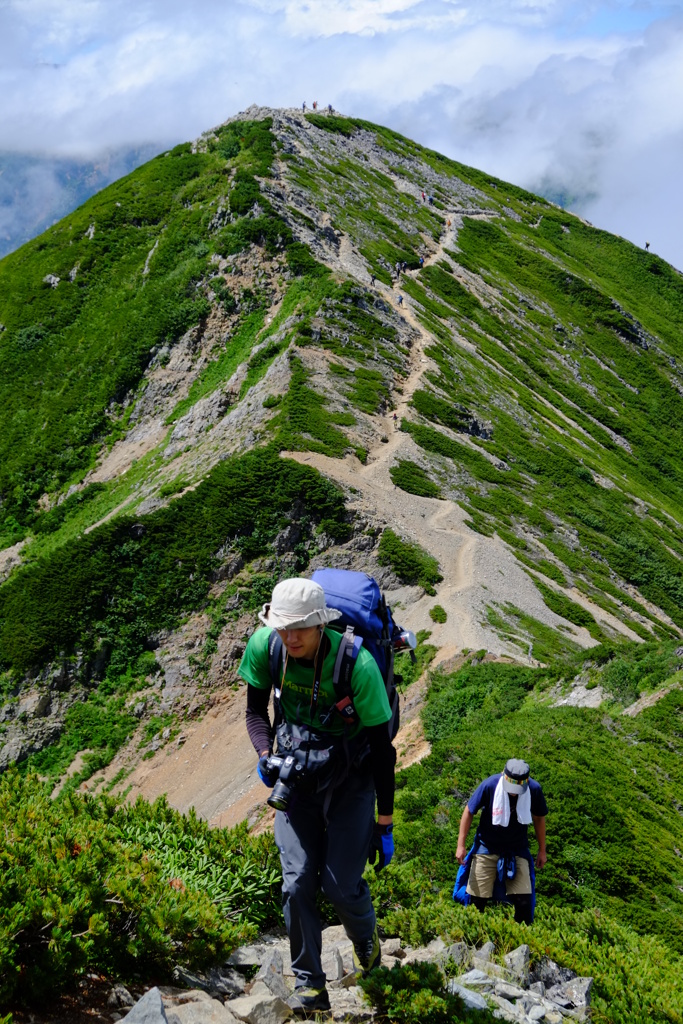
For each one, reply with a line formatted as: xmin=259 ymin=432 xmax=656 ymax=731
xmin=352 ymin=924 xmax=381 ymax=976
xmin=287 ymin=986 xmax=331 ymax=1016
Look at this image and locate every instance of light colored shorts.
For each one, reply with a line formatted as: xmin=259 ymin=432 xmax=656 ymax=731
xmin=466 ymin=853 xmax=531 ymax=897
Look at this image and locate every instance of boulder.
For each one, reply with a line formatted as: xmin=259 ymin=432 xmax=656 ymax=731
xmin=227 ymin=994 xmax=291 ymax=1024
xmin=529 ymin=957 xmax=575 ymax=989
xmin=253 ymin=951 xmax=288 ymax=999
xmin=207 ymin=968 xmax=246 ymax=999
xmin=470 ymin=956 xmax=506 ymax=979
xmin=164 ymin=990 xmax=241 ymax=1024
xmin=228 ymin=944 xmax=269 ymax=968
xmin=504 ymin=944 xmax=530 ymax=984
xmin=109 ymin=985 xmax=136 ymax=1009
xmin=320 ymin=945 xmax=344 ymax=983
xmin=172 ymin=967 xmax=246 ymax=1002
xmin=382 ymin=937 xmax=405 ymax=958
xmin=445 ymin=941 xmax=468 ymax=967
xmin=404 ymin=937 xmax=447 ymax=965
xmin=447 ymin=980 xmax=489 ymax=1011
xmin=122 ymin=987 xmax=168 ymax=1024
xmin=456 ymin=968 xmax=494 ymax=987
xmin=489 ymin=993 xmax=524 ymax=1021
xmin=546 ymin=976 xmax=593 ymax=1016
xmin=328 ymin=984 xmax=373 ymax=1021
xmin=476 ymin=941 xmax=495 ymax=962
xmin=494 ymin=981 xmax=525 ymax=1000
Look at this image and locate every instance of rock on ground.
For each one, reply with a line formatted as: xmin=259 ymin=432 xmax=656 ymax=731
xmin=122 ymin=987 xmax=168 ymax=1024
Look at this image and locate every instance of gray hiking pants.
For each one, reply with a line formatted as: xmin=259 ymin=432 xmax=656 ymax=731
xmin=274 ymin=768 xmax=376 ymax=990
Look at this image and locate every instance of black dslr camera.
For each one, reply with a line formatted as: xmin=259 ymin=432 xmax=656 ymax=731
xmin=265 ymin=751 xmax=306 ymax=811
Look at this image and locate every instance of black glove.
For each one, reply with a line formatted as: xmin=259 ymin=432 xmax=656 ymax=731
xmin=368 ymin=822 xmax=394 ymax=870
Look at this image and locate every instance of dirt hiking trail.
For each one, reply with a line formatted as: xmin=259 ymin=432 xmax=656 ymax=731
xmin=98 ymin=205 xmax=629 ymax=830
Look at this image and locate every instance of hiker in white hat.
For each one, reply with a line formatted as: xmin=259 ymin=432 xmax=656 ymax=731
xmin=239 ymin=576 xmax=396 ymax=1015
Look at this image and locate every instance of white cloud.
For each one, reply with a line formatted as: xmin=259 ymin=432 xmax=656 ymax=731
xmin=0 ymin=0 xmax=682 ymax=266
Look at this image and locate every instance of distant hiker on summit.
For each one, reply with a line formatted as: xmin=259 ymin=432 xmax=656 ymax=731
xmin=239 ymin=574 xmax=412 ymax=1015
xmin=453 ymin=759 xmax=547 ymax=924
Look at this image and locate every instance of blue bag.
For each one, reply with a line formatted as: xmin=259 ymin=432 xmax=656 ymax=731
xmin=268 ymin=569 xmax=414 ymax=739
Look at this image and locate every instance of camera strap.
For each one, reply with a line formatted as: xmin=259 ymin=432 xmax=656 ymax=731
xmin=268 ymin=628 xmax=326 ymax=724
xmin=309 ymin=631 xmax=325 ymax=714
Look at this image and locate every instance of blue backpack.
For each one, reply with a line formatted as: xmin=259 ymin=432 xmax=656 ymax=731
xmin=268 ymin=569 xmax=415 ymax=739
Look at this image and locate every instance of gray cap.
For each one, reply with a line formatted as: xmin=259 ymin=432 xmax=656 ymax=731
xmin=502 ymin=758 xmax=530 ymax=793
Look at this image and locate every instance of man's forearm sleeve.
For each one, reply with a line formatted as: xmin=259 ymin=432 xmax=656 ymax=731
xmin=246 ymin=684 xmax=273 ymax=755
xmin=367 ymin=724 xmax=396 ymax=817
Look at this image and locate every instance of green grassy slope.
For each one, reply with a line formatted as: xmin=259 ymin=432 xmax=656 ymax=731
xmin=377 ymin=646 xmax=683 ymax=1023
xmin=290 ymin=115 xmax=683 ymax=648
xmin=0 ymin=119 xmax=292 ymax=548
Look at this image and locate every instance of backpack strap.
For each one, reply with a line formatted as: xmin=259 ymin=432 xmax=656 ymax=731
xmin=268 ymin=630 xmax=284 ymax=725
xmin=332 ymin=625 xmax=364 ymax=726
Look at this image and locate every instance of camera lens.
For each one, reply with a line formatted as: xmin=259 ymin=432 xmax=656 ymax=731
xmin=267 ymin=779 xmax=291 ymax=811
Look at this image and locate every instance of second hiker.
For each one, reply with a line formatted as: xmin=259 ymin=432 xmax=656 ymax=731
xmin=239 ymin=577 xmax=397 ymax=1014
xmin=453 ymin=758 xmax=547 ymax=924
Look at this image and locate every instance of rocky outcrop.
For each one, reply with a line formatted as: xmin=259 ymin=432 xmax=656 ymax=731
xmin=114 ymin=930 xmax=592 ymax=1024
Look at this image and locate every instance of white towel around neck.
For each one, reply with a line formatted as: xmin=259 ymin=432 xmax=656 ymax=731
xmin=491 ymin=774 xmax=532 ymax=827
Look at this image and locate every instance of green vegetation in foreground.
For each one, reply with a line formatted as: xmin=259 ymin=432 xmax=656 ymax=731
xmin=394 ymin=646 xmax=683 ymax=952
xmin=378 ymin=528 xmax=443 ymax=595
xmin=0 ymin=772 xmax=280 ymax=1005
xmin=359 ymin=960 xmax=494 ymax=1023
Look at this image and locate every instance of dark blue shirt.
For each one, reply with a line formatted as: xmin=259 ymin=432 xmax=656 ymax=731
xmin=468 ymin=774 xmax=548 ymax=855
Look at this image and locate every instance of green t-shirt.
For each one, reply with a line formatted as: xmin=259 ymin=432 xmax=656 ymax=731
xmin=238 ymin=626 xmax=391 ymax=737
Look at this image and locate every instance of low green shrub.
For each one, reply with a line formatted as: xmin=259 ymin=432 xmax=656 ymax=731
xmin=395 ymin=652 xmax=683 ymax=954
xmin=359 ymin=961 xmax=487 ymax=1024
xmin=0 ymin=773 xmax=281 ymax=1004
xmin=33 ymin=484 xmax=106 ymax=536
xmin=373 ymin=890 xmax=683 ymax=1024
xmin=535 ymin=581 xmax=604 ymax=639
xmin=429 ymin=605 xmax=448 ymax=623
xmin=390 ymin=460 xmax=441 ymax=498
xmin=0 ymin=449 xmax=349 ymax=677
xmin=378 ymin=529 xmax=443 ymax=595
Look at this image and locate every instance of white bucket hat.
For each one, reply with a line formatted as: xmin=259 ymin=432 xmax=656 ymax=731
xmin=258 ymin=578 xmax=342 ymax=630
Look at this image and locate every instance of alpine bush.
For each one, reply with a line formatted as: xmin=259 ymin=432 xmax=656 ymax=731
xmin=358 ymin=961 xmax=489 ymax=1024
xmin=377 ymin=529 xmax=443 ymax=594
xmin=0 ymin=773 xmax=281 ymax=1004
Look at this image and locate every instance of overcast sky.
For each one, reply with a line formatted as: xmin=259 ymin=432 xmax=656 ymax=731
xmin=2 ymin=0 xmax=683 ymax=268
